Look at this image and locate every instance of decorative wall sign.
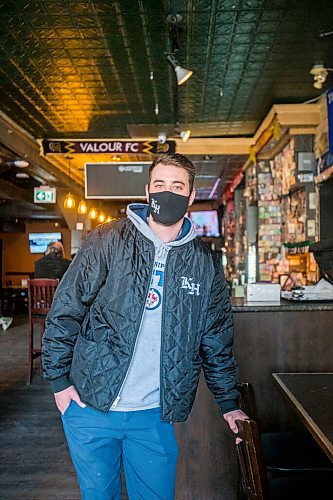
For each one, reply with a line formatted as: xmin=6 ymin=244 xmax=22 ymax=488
xmin=39 ymin=139 xmax=176 ymax=156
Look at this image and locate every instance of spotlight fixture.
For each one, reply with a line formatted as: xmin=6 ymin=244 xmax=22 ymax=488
xmin=16 ymin=172 xmax=29 ymax=179
xmin=166 ymin=54 xmax=193 ymax=86
xmin=310 ymin=64 xmax=333 ymax=89
xmin=175 ymin=126 xmax=191 ymax=142
xmin=157 ymin=132 xmax=167 ymax=144
xmin=179 ymin=130 xmax=191 ymax=142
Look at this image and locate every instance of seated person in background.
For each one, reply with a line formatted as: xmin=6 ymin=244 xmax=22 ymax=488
xmin=34 ymin=242 xmax=71 ymax=281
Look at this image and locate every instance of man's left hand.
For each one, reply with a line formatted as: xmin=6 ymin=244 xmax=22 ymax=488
xmin=223 ymin=409 xmax=249 ymax=444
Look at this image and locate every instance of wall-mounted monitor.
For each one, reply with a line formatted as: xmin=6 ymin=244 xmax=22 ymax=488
xmin=188 ymin=210 xmax=220 ymax=237
xmin=85 ymin=162 xmax=150 ymax=199
xmin=28 ymin=232 xmax=62 ymax=254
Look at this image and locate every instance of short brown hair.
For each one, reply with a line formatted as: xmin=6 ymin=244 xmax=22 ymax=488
xmin=149 ymin=153 xmax=196 ymax=192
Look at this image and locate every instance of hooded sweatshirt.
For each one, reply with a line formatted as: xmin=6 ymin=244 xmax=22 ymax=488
xmin=110 ymin=203 xmax=197 ymax=411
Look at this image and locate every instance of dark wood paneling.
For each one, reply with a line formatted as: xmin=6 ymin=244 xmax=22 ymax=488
xmin=233 ymin=310 xmax=333 ymax=432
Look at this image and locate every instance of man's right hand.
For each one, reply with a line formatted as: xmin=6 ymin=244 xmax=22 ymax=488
xmin=54 ymin=385 xmax=86 ymax=415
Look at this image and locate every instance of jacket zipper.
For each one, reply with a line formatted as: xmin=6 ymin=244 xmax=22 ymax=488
xmin=159 ymin=250 xmax=171 ymax=422
xmin=110 ymin=249 xmax=155 ymax=409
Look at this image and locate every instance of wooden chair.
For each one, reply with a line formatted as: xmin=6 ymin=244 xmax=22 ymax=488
xmin=236 ymin=418 xmax=332 ymax=500
xmin=237 ymin=382 xmax=333 ymax=474
xmin=27 ymin=278 xmax=58 ymax=384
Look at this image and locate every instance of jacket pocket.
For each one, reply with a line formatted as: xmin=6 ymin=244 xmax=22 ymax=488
xmin=70 ymin=334 xmax=98 ymax=395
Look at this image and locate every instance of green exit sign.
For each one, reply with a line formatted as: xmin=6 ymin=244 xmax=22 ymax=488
xmin=34 ymin=187 xmax=56 ymax=204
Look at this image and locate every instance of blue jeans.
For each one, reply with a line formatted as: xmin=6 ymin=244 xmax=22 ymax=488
xmin=62 ymin=403 xmax=178 ymax=499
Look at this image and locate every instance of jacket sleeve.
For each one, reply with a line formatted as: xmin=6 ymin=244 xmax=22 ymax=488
xmin=200 ymin=260 xmax=240 ymax=414
xmin=42 ymin=228 xmax=108 ymax=393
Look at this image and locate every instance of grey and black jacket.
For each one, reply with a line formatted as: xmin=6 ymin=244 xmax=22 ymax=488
xmin=42 ymin=216 xmax=239 ymax=422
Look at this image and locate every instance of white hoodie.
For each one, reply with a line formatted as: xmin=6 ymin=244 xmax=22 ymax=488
xmin=110 ymin=203 xmax=197 ymax=411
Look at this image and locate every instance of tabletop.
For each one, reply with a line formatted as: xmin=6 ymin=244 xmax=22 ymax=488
xmin=273 ymin=372 xmax=333 ymax=462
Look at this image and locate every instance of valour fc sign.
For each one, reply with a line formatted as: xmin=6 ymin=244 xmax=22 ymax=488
xmin=39 ymin=139 xmax=176 ymax=156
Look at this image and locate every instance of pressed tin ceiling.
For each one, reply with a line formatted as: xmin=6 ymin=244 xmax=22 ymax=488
xmin=0 ymin=0 xmax=333 ymax=139
xmin=0 ymin=0 xmax=332 ymax=204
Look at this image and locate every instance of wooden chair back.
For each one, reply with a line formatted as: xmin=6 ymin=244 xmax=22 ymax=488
xmin=237 ymin=382 xmax=259 ymax=422
xmin=28 ymin=278 xmax=58 ymax=317
xmin=236 ymin=418 xmax=267 ymax=500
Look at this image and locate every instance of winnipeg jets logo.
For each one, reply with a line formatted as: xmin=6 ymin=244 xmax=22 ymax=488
xmin=181 ymin=276 xmax=200 ymax=296
xmin=151 ymin=198 xmax=160 ymax=214
xmin=146 ymin=288 xmax=161 ymax=310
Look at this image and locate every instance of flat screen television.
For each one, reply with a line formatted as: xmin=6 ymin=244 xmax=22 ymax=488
xmin=28 ymin=232 xmax=62 ymax=254
xmin=188 ymin=210 xmax=220 ymax=237
xmin=85 ymin=162 xmax=149 ymax=199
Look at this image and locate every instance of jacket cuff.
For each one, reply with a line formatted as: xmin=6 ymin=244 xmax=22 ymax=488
xmin=50 ymin=374 xmax=72 ymax=394
xmin=221 ymin=399 xmax=240 ymax=415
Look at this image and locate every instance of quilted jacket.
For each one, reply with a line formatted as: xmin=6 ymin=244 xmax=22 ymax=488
xmin=42 ymin=217 xmax=239 ymax=422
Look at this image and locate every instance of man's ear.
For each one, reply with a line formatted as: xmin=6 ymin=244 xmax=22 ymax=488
xmin=188 ymin=188 xmax=196 ymax=207
xmin=145 ymin=184 xmax=149 ymax=203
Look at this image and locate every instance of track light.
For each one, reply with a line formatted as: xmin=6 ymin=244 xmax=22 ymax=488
xmin=180 ymin=130 xmax=191 ymax=142
xmin=175 ymin=126 xmax=191 ymax=142
xmin=158 ymin=132 xmax=167 ymax=144
xmin=166 ymin=54 xmax=193 ymax=85
xmin=310 ymin=64 xmax=333 ymax=89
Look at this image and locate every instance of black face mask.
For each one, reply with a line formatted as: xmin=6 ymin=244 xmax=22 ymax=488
xmin=149 ymin=191 xmax=190 ymax=226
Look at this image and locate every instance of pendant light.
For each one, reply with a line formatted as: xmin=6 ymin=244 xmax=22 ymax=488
xmin=64 ymin=192 xmax=75 ymax=209
xmin=63 ymin=156 xmax=76 ymax=209
xmin=89 ymin=207 xmax=98 ymax=220
xmin=98 ymin=211 xmax=106 ymax=224
xmin=77 ymin=199 xmax=88 ymax=215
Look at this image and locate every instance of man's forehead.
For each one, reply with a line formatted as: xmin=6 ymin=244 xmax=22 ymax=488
xmin=150 ymin=163 xmax=188 ymax=179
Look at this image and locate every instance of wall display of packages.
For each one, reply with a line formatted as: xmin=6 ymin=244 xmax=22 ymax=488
xmin=245 ymin=165 xmax=258 ymax=205
xmin=233 ymin=193 xmax=246 ymax=279
xmin=257 ymin=162 xmax=283 ymax=282
xmin=270 ymin=140 xmax=297 ymax=196
xmin=222 ymin=199 xmax=236 ymax=281
xmin=282 ymin=189 xmax=307 ymax=243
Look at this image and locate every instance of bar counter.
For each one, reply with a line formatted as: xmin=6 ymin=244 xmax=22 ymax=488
xmin=231 ymin=297 xmax=333 ymax=432
xmin=232 ymin=297 xmax=333 ymax=312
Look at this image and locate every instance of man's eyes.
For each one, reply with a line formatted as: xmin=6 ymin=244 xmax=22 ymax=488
xmin=154 ymin=184 xmax=183 ymax=191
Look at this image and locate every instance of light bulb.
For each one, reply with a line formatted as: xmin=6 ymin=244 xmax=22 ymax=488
xmin=180 ymin=129 xmax=191 ymax=142
xmin=89 ymin=207 xmax=98 ymax=220
xmin=98 ymin=211 xmax=106 ymax=223
xmin=77 ymin=199 xmax=87 ymax=214
xmin=64 ymin=192 xmax=75 ymax=209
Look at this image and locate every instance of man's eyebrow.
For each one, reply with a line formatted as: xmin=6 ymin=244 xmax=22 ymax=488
xmin=152 ymin=179 xmax=186 ymax=186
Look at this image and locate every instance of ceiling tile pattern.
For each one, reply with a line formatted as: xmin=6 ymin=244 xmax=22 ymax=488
xmin=0 ymin=0 xmax=332 ymax=141
xmin=0 ymin=0 xmax=332 ymax=203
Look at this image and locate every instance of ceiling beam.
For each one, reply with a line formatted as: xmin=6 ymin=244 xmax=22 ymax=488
xmin=0 ymin=177 xmax=43 ymax=210
xmin=175 ymin=137 xmax=254 ymax=155
xmin=0 ymin=111 xmax=83 ymax=196
xmin=0 ymin=205 xmax=63 ymax=219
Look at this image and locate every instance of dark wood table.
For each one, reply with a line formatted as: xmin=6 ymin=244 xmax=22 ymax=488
xmin=273 ymin=372 xmax=333 ymax=462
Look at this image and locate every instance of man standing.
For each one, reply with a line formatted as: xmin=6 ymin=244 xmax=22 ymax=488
xmin=42 ymin=153 xmax=247 ymax=499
